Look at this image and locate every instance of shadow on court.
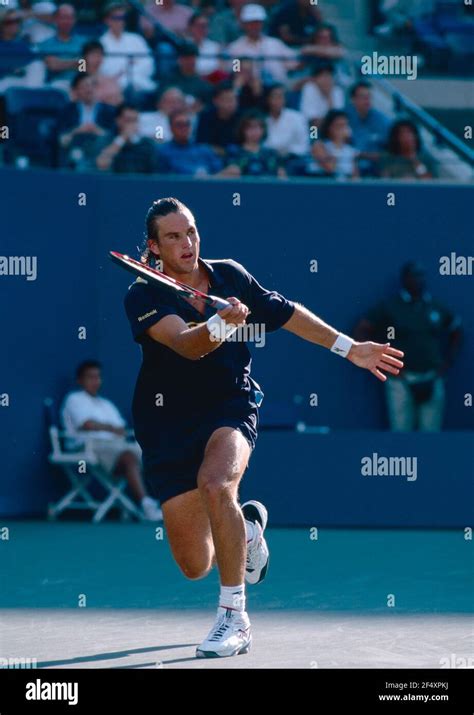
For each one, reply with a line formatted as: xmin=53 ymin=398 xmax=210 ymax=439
xmin=35 ymin=644 xmax=197 ymax=668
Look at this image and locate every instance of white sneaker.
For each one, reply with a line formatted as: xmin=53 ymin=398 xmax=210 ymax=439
xmin=196 ymin=607 xmax=251 ymax=658
xmin=242 ymin=500 xmax=269 ymax=585
xmin=141 ymin=497 xmax=163 ymax=522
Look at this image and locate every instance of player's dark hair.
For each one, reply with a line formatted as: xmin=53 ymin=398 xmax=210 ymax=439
xmin=76 ymin=360 xmax=101 ymax=379
xmin=141 ymin=198 xmax=192 ymax=265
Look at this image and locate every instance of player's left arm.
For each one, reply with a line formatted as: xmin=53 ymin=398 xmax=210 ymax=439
xmin=282 ymin=303 xmax=404 ymax=382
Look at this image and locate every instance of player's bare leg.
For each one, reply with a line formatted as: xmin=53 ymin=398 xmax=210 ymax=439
xmin=189 ymin=426 xmax=268 ymax=657
xmin=197 ymin=426 xmax=250 ymax=586
xmin=161 ymin=489 xmax=216 ymax=580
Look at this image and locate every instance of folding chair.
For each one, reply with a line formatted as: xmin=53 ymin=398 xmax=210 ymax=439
xmin=45 ymin=398 xmax=144 ymax=523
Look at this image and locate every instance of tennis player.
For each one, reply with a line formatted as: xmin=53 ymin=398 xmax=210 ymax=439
xmin=124 ymin=197 xmax=404 ymax=658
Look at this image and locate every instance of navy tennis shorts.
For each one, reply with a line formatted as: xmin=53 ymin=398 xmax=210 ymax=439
xmin=141 ymin=397 xmax=259 ymax=505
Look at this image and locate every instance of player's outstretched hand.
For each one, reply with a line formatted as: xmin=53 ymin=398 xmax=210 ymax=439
xmin=218 ymin=297 xmax=249 ymax=326
xmin=347 ymin=342 xmax=404 ymax=382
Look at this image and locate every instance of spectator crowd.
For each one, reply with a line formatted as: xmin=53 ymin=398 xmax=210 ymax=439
xmin=0 ymin=0 xmax=437 ymax=179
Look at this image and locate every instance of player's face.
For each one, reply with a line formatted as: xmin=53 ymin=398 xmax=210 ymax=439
xmin=152 ymin=211 xmax=200 ymax=276
xmin=79 ymin=368 xmax=102 ymax=396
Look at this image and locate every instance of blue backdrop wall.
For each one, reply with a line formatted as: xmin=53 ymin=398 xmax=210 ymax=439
xmin=0 ymin=168 xmax=472 ymax=523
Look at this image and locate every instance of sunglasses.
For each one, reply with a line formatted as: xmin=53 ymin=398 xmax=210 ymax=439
xmin=110 ymin=13 xmax=127 ymax=20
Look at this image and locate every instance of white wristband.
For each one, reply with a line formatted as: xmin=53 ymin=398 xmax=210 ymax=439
xmin=330 ymin=333 xmax=354 ymax=358
xmin=206 ymin=313 xmax=238 ymax=341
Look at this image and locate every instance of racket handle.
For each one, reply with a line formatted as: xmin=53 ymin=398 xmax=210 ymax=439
xmin=211 ymin=295 xmax=232 ymax=310
xmin=210 ymin=295 xmax=252 ymax=317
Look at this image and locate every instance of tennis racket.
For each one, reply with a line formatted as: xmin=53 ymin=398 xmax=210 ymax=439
xmin=109 ymin=251 xmax=231 ymax=310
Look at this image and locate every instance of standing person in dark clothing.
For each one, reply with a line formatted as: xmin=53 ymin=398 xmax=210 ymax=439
xmin=354 ymin=262 xmax=462 ymax=431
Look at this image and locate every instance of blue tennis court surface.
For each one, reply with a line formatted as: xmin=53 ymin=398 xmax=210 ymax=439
xmin=1 ymin=523 xmax=472 ymax=668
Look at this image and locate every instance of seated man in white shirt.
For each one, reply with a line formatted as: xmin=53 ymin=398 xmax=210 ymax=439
xmin=61 ymin=360 xmax=162 ymax=521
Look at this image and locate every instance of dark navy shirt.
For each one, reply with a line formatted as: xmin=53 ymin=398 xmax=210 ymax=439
xmin=124 ymin=258 xmax=295 ymax=448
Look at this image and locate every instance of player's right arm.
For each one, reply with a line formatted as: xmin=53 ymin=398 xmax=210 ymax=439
xmin=124 ymin=282 xmax=248 ymax=360
xmin=146 ymin=298 xmax=248 ymax=360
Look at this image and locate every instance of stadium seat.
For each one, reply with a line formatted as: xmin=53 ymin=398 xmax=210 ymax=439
xmin=4 ymin=87 xmax=69 ymax=168
xmin=45 ymin=398 xmax=144 ymax=523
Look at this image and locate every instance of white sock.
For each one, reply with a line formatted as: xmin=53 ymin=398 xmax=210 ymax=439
xmin=244 ymin=519 xmax=255 ymax=543
xmin=219 ymin=584 xmax=246 ymax=612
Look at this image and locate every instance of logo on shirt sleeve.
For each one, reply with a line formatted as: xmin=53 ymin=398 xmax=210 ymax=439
xmin=138 ymin=309 xmax=157 ymax=322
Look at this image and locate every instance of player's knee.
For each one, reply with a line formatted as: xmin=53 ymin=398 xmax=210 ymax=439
xmin=178 ymin=559 xmax=213 ymax=581
xmin=198 ymin=475 xmax=234 ymax=504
